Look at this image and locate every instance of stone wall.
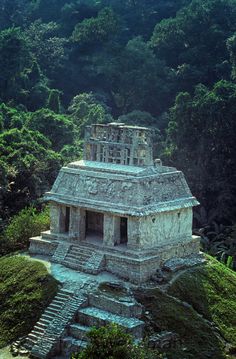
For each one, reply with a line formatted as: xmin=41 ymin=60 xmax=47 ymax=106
xmin=49 ymin=203 xmax=86 ymax=241
xmin=29 ymin=237 xmax=57 ymax=256
xmin=84 ymin=123 xmax=154 ymax=166
xmin=138 ymin=208 xmax=193 ymax=249
xmin=105 ymin=235 xmax=200 ymax=283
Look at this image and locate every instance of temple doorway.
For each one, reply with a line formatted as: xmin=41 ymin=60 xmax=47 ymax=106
xmin=120 ymin=217 xmax=128 ymax=245
xmin=64 ymin=207 xmax=70 ymax=233
xmin=86 ymin=210 xmax=104 ymax=241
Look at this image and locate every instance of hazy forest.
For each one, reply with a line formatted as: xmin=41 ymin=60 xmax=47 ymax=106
xmin=0 ymin=0 xmax=236 ymax=268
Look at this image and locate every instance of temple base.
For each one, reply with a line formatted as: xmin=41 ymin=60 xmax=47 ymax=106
xmin=29 ymin=234 xmax=200 ymax=284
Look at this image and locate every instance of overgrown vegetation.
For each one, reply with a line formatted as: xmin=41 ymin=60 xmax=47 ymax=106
xmin=72 ymin=323 xmax=162 ymax=359
xmin=0 ymin=1 xmax=236 ymax=265
xmin=0 ymin=0 xmax=235 ymax=223
xmin=194 ymin=220 xmax=236 ymax=270
xmin=0 ymin=206 xmax=50 ymax=255
xmin=0 ymin=255 xmax=58 ymax=348
xmin=135 ymin=256 xmax=236 ymax=359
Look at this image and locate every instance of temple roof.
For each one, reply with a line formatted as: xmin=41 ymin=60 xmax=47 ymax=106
xmin=45 ymin=160 xmax=199 ymax=216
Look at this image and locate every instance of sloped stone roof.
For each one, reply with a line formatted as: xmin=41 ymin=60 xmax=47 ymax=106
xmin=45 ymin=160 xmax=199 ymax=216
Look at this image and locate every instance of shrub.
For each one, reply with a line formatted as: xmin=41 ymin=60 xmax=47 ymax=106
xmin=72 ymin=324 xmax=162 ymax=359
xmin=0 ymin=206 xmax=49 ymax=255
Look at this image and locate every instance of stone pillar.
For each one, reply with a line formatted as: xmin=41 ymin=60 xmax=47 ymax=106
xmin=120 ymin=148 xmax=126 ymax=165
xmin=79 ymin=208 xmax=86 ymax=241
xmin=103 ymin=214 xmax=120 ymax=246
xmin=69 ymin=207 xmax=86 ymax=241
xmin=69 ymin=207 xmax=79 ymax=238
xmin=58 ymin=205 xmax=66 ymax=233
xmin=105 ymin=144 xmax=109 ymax=162
xmin=96 ymin=144 xmax=101 ymax=161
xmin=113 ymin=216 xmax=121 ymax=244
xmin=49 ymin=203 xmax=60 ymax=234
xmin=127 ymin=217 xmax=141 ymax=250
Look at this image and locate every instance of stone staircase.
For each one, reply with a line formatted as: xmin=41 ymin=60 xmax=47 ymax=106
xmin=23 ymin=287 xmax=88 ymax=359
xmin=51 ymin=243 xmax=71 ymax=263
xmin=62 ymin=245 xmax=105 ymax=274
xmin=61 ymin=289 xmax=144 ymax=356
xmin=24 ymin=288 xmax=72 ymax=351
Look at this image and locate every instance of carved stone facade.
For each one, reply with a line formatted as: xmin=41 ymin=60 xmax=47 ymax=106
xmin=30 ymin=123 xmax=200 ymax=283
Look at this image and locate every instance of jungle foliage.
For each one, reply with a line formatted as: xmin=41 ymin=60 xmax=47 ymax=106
xmin=0 ymin=0 xmax=236 ymax=256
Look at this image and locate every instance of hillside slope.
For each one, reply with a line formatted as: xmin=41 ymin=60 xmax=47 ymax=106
xmin=135 ymin=256 xmax=236 ymax=359
xmin=0 ymin=255 xmax=58 ymax=348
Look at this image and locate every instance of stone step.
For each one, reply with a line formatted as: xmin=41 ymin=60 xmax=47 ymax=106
xmin=71 ymin=246 xmax=94 ymax=255
xmin=51 ymin=299 xmax=68 ymax=306
xmin=61 ymin=336 xmax=87 ymax=356
xmin=70 ymin=250 xmax=92 ymax=257
xmin=63 ymin=260 xmax=84 ymax=271
xmin=27 ymin=333 xmax=39 ymax=343
xmin=65 ymin=255 xmax=90 ymax=265
xmin=41 ymin=313 xmax=55 ymax=321
xmin=54 ymin=294 xmax=70 ymax=301
xmin=69 ymin=323 xmax=90 ymax=340
xmin=64 ymin=256 xmax=81 ymax=263
xmin=65 ymin=253 xmax=79 ymax=261
xmin=40 ymin=318 xmax=51 ymax=325
xmin=88 ymin=292 xmax=143 ymax=318
xmin=45 ymin=309 xmax=58 ymax=316
xmin=60 ymin=288 xmax=74 ymax=295
xmin=48 ymin=303 xmax=62 ymax=311
xmin=77 ymin=307 xmax=144 ymax=339
xmin=47 ymin=303 xmax=63 ymax=310
xmin=67 ymin=252 xmax=91 ymax=260
xmin=34 ymin=322 xmax=47 ymax=329
xmin=33 ymin=325 xmax=46 ymax=334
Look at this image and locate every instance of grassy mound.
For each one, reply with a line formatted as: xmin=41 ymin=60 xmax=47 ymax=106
xmin=0 ymin=255 xmax=58 ymax=347
xmin=135 ymin=256 xmax=236 ymax=359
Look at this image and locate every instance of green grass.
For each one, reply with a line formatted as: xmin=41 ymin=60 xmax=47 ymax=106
xmin=0 ymin=255 xmax=58 ymax=348
xmin=168 ymin=255 xmax=236 ymax=348
xmin=135 ymin=255 xmax=236 ymax=359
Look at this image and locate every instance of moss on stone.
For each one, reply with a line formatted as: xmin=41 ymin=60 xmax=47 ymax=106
xmin=135 ymin=255 xmax=236 ymax=359
xmin=0 ymin=255 xmax=58 ymax=348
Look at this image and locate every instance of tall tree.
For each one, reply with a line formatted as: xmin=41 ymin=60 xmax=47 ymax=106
xmin=0 ymin=27 xmax=30 ymax=101
xmin=165 ymin=80 xmax=236 ymax=221
xmin=150 ymin=0 xmax=234 ymax=89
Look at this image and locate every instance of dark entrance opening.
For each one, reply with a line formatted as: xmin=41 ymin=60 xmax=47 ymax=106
xmin=65 ymin=206 xmax=70 ymax=233
xmin=86 ymin=210 xmax=104 ymax=240
xmin=120 ymin=217 xmax=128 ymax=244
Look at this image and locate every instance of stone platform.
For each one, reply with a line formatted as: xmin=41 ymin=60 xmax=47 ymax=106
xmin=29 ymin=233 xmax=200 ymax=284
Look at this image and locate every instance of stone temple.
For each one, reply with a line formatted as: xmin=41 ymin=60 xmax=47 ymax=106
xmin=30 ymin=122 xmax=200 ymax=283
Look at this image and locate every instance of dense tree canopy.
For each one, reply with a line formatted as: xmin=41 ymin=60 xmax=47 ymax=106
xmin=0 ymin=0 xmax=236 ymax=227
xmin=0 ymin=126 xmax=62 ymax=217
xmin=165 ymin=80 xmax=236 ymax=221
